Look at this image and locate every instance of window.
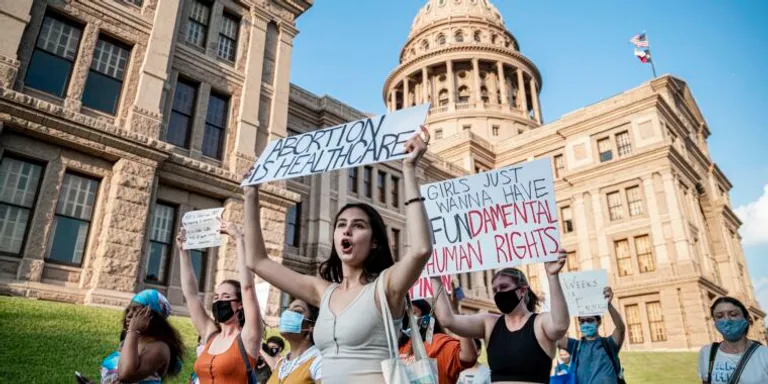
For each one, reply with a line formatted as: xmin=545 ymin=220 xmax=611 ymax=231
xmin=0 ymin=157 xmax=44 ymax=256
xmin=567 ymin=251 xmax=579 ymax=271
xmin=25 ymin=13 xmax=83 ymax=97
xmin=458 ymin=86 xmax=469 ymax=102
xmin=217 ymin=13 xmax=239 ymax=62
xmin=625 ymin=304 xmax=644 ymax=344
xmin=646 ymin=301 xmax=667 ymax=341
xmin=124 ymin=0 xmax=143 ymax=5
xmin=635 ymin=235 xmax=655 ymax=272
xmin=473 ymin=31 xmax=481 ymax=42
xmin=438 ymin=89 xmax=449 ymax=106
xmin=166 ymin=78 xmax=197 ymax=148
xmin=377 ymin=171 xmax=387 ymax=204
xmin=480 ymin=86 xmax=489 ymax=103
xmin=82 ymin=36 xmax=131 ymax=114
xmin=261 ymin=22 xmax=279 ymax=85
xmin=437 ymin=34 xmax=446 ymax=45
xmin=492 ymin=125 xmax=499 ymax=136
xmin=186 ymin=0 xmax=211 ymax=47
xmin=391 ymin=176 xmax=400 ymax=207
xmin=202 ymin=93 xmax=228 ymax=159
xmin=145 ymin=203 xmax=175 ymax=284
xmin=616 ymin=131 xmax=632 ymax=156
xmin=392 ymin=228 xmax=401 ymax=260
xmin=614 ymin=239 xmax=632 ymax=276
xmin=435 ymin=129 xmax=443 ymax=139
xmin=46 ymin=173 xmax=99 ymax=265
xmin=363 ymin=166 xmax=373 ymax=198
xmin=561 ymin=206 xmax=573 ymax=234
xmin=348 ymin=168 xmax=359 ymax=194
xmin=455 ymin=31 xmax=464 ymax=43
xmin=553 ymin=155 xmax=564 ymax=178
xmin=463 ymin=125 xmax=471 ymax=131
xmin=189 ymin=249 xmax=207 ymax=290
xmin=626 ymin=186 xmax=644 ymax=216
xmin=284 ymin=203 xmax=301 ymax=247
xmin=421 ymin=40 xmax=429 ymax=51
xmin=597 ymin=138 xmax=613 ymax=162
xmin=607 ymin=192 xmax=623 ymax=221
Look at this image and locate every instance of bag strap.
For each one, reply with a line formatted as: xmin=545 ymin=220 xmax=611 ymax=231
xmin=405 ymin=297 xmax=429 ymax=361
xmin=236 ymin=333 xmax=255 ymax=379
xmin=376 ymin=270 xmax=400 ymax=360
xmin=728 ymin=341 xmax=760 ymax=384
xmin=707 ymin=342 xmax=720 ymax=384
xmin=599 ymin=337 xmax=620 ymax=376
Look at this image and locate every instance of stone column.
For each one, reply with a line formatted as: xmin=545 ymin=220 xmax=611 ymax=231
xmin=403 ymin=76 xmax=410 ymax=108
xmin=421 ymin=67 xmax=429 ymax=104
xmin=0 ymin=0 xmax=33 ymax=87
xmin=642 ymin=177 xmax=669 ymax=266
xmin=230 ymin=10 xmax=269 ymax=175
xmin=189 ymin=83 xmax=212 ymax=159
xmin=497 ymin=62 xmax=509 ymax=107
xmin=64 ymin=23 xmax=99 ymax=111
xmin=573 ymin=195 xmax=593 ymax=270
xmin=125 ymin=0 xmax=183 ymax=139
xmin=447 ymin=60 xmax=455 ymax=111
xmin=472 ymin=58 xmax=482 ymax=105
xmin=267 ymin=24 xmax=297 ymax=143
xmin=663 ymin=173 xmax=692 ymax=269
xmin=530 ymin=78 xmax=541 ymax=123
xmin=206 ymin=2 xmax=225 ymax=57
xmin=516 ymin=68 xmax=527 ymax=115
xmin=471 ymin=272 xmax=485 ymax=296
xmin=590 ymin=192 xmax=610 ymax=271
xmin=307 ymin=173 xmax=333 ymax=267
xmin=84 ymin=159 xmax=157 ymax=307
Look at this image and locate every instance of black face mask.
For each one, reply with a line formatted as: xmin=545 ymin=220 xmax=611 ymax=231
xmin=267 ymin=347 xmax=280 ymax=357
xmin=494 ymin=288 xmax=522 ymax=314
xmin=212 ymin=300 xmax=236 ymax=323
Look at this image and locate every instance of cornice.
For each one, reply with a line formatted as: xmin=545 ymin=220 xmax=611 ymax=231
xmin=711 ymin=163 xmax=733 ymax=190
xmin=403 ymin=18 xmax=517 ymax=58
xmin=559 ymin=147 xmax=670 ymax=187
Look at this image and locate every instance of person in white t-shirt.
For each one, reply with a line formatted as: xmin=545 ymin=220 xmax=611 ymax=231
xmin=457 ymin=339 xmax=491 ymax=384
xmin=697 ymin=296 xmax=768 ymax=384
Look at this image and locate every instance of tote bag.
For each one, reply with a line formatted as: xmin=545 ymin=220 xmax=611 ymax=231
xmin=376 ymin=272 xmax=440 ymax=384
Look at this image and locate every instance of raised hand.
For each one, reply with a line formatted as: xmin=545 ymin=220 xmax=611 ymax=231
xmin=403 ymin=125 xmax=430 ymax=167
xmin=545 ymin=250 xmax=567 ymax=276
xmin=604 ymin=286 xmax=614 ymax=303
xmin=242 ymin=166 xmax=259 ymax=197
xmin=219 ymin=219 xmax=244 ymax=241
xmin=128 ymin=306 xmax=151 ymax=333
xmin=175 ymin=228 xmax=187 ymax=251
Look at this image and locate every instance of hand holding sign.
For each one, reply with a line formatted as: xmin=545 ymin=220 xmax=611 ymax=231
xmin=219 ymin=220 xmax=244 ymax=242
xmin=604 ymin=286 xmax=614 ymax=303
xmin=403 ymin=125 xmax=430 ymax=167
xmin=181 ymin=208 xmax=225 ymax=250
xmin=545 ymin=250 xmax=568 ymax=276
xmin=559 ymin=269 xmax=609 ymax=317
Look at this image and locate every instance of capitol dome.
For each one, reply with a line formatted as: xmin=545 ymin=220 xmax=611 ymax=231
xmin=410 ymin=0 xmax=506 ymax=38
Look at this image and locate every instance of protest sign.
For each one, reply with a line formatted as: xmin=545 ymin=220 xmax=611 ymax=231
xmin=409 ymin=275 xmax=453 ymax=300
xmin=420 ymin=158 xmax=561 ymax=277
xmin=559 ymin=269 xmax=608 ymax=317
xmin=242 ymin=104 xmax=430 ymax=186
xmin=256 ymin=281 xmax=270 ymax=317
xmin=181 ymin=208 xmax=224 ymax=250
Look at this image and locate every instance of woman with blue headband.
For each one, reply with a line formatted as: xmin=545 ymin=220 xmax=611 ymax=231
xmin=99 ymin=289 xmax=185 ymax=383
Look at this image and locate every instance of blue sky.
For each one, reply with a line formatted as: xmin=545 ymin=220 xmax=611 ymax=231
xmin=289 ymin=1 xmax=768 ymax=311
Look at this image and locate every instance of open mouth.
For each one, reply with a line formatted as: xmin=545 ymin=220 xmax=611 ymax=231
xmin=341 ymin=239 xmax=353 ymax=253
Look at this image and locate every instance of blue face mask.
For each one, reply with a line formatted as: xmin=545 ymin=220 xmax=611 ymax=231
xmin=279 ymin=310 xmax=305 ymax=334
xmin=715 ymin=319 xmax=748 ymax=342
xmin=580 ymin=322 xmax=598 ymax=337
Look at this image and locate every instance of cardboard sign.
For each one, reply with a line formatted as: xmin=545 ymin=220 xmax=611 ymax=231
xmin=420 ymin=158 xmax=561 ymax=277
xmin=559 ymin=270 xmax=608 ymax=317
xmin=242 ymin=104 xmax=430 ymax=186
xmin=409 ymin=275 xmax=453 ymax=300
xmin=255 ymin=281 xmax=270 ymax=317
xmin=181 ymin=208 xmax=224 ymax=250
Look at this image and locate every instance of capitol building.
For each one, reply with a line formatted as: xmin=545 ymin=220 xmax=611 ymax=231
xmin=0 ymin=0 xmax=763 ymax=351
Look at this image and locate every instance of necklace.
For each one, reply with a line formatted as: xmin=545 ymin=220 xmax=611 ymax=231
xmin=278 ymin=346 xmax=318 ymax=382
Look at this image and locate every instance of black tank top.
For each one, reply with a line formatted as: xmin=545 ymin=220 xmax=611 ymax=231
xmin=487 ymin=313 xmax=551 ymax=383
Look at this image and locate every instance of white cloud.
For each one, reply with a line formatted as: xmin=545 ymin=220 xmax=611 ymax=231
xmin=754 ymin=277 xmax=768 ymax=314
xmin=735 ymin=184 xmax=768 ymax=245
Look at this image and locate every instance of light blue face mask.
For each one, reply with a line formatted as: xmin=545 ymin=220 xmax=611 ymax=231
xmin=580 ymin=322 xmax=598 ymax=337
xmin=279 ymin=310 xmax=305 ymax=334
xmin=715 ymin=318 xmax=749 ymax=342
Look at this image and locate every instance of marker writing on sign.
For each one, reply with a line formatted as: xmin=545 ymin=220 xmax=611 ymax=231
xmin=246 ymin=115 xmax=414 ymax=184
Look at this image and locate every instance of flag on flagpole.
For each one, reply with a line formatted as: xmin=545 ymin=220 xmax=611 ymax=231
xmin=634 ymin=48 xmax=652 ymax=63
xmin=630 ymin=33 xmax=649 ymax=48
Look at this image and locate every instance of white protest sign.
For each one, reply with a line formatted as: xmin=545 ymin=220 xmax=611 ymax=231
xmin=409 ymin=275 xmax=453 ymax=300
xmin=181 ymin=208 xmax=224 ymax=250
xmin=242 ymin=104 xmax=430 ymax=186
xmin=559 ymin=269 xmax=608 ymax=317
xmin=420 ymin=158 xmax=561 ymax=277
xmin=255 ymin=281 xmax=270 ymax=317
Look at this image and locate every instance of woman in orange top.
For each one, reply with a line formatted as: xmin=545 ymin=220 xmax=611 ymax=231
xmin=176 ymin=220 xmax=263 ymax=383
xmin=398 ymin=298 xmax=478 ymax=384
xmin=267 ymin=298 xmax=322 ymax=383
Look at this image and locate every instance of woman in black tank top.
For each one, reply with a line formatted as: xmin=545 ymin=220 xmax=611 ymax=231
xmin=429 ymin=251 xmax=571 ymax=383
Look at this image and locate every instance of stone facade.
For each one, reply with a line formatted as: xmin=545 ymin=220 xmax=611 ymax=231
xmin=0 ymin=0 xmax=764 ymax=352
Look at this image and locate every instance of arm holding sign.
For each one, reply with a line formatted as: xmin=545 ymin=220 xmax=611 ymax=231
xmin=449 ymin=284 xmax=481 ymax=366
xmin=243 ymin=185 xmax=328 ymax=307
xmin=384 ymin=126 xmax=434 ymax=315
xmin=176 ymin=230 xmax=219 ymax=342
xmin=539 ymin=251 xmax=570 ymax=342
xmin=429 ymin=277 xmax=495 ymax=340
xmin=605 ymin=287 xmax=626 ymax=348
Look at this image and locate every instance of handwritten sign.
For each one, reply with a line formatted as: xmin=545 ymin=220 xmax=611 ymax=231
xmin=409 ymin=275 xmax=453 ymax=300
xmin=420 ymin=158 xmax=561 ymax=277
xmin=181 ymin=208 xmax=224 ymax=250
xmin=559 ymin=270 xmax=608 ymax=317
xmin=242 ymin=104 xmax=430 ymax=186
xmin=256 ymin=281 xmax=270 ymax=317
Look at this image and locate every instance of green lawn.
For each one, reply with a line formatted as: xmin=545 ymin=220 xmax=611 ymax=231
xmin=0 ymin=296 xmax=699 ymax=383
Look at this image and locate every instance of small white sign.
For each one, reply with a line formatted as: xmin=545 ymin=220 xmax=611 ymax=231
xmin=241 ymin=104 xmax=430 ymax=186
xmin=181 ymin=208 xmax=224 ymax=250
xmin=256 ymin=281 xmax=270 ymax=317
xmin=559 ymin=269 xmax=608 ymax=317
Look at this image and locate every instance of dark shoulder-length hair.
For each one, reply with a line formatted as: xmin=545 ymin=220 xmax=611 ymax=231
xmin=710 ymin=296 xmax=753 ymax=332
xmin=492 ymin=267 xmax=540 ymax=312
xmin=318 ymin=203 xmax=393 ymax=284
xmin=120 ymin=310 xmax=185 ymax=377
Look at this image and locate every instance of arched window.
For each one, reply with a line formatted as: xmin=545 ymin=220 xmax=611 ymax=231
xmin=480 ymin=86 xmax=489 ymax=103
xmin=458 ymin=86 xmax=470 ymax=102
xmin=474 ymin=31 xmax=482 ymax=43
xmin=410 ymin=47 xmax=416 ymax=57
xmin=437 ymin=34 xmax=446 ymax=46
xmin=491 ymin=34 xmax=498 ymax=45
xmin=496 ymin=89 xmax=502 ymax=104
xmin=421 ymin=40 xmax=429 ymax=51
xmin=455 ymin=31 xmax=464 ymax=43
xmin=438 ymin=89 xmax=449 ymax=106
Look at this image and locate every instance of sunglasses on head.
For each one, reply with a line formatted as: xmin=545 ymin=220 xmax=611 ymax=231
xmin=578 ymin=318 xmax=597 ymax=324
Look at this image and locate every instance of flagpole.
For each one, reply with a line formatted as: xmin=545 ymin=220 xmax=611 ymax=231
xmin=646 ymin=32 xmax=658 ymax=78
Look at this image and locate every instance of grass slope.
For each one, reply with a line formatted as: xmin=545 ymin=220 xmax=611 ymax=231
xmin=0 ymin=296 xmax=698 ymax=383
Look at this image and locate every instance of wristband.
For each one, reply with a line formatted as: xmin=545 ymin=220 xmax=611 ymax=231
xmin=404 ymin=197 xmax=425 ymax=206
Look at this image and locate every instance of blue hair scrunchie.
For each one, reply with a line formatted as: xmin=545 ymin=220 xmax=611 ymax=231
xmin=131 ymin=289 xmax=172 ymax=318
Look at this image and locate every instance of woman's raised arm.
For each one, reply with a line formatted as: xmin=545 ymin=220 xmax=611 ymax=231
xmin=176 ymin=230 xmax=218 ymax=341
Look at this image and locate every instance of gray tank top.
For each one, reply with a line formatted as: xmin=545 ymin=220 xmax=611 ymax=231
xmin=313 ymin=272 xmax=402 ymax=384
